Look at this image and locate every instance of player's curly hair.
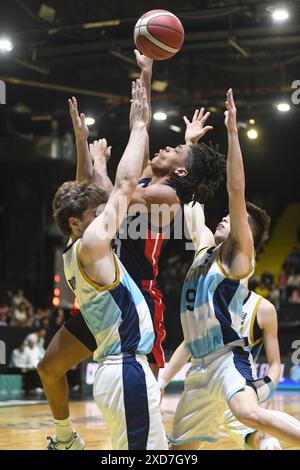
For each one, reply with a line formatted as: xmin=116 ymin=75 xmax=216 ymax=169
xmin=246 ymin=201 xmax=271 ymax=252
xmin=53 ymin=180 xmax=108 ymax=236
xmin=170 ymin=142 xmax=226 ymax=204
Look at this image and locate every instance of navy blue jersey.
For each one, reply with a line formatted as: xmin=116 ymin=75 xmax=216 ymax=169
xmin=114 ymin=178 xmax=183 ymax=283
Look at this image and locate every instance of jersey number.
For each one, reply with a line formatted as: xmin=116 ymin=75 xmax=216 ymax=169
xmin=186 ymin=288 xmax=196 ymax=311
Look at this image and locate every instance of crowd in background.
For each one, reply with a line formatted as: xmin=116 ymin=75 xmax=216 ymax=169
xmin=249 ymin=246 xmax=300 ymax=310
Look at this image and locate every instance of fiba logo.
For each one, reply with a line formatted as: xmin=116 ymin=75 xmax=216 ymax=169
xmin=291 ymin=80 xmax=300 ymax=105
xmin=0 ymin=80 xmax=6 ymax=104
xmin=291 ymin=340 xmax=300 ymax=365
xmin=0 ymin=340 xmax=6 ymax=364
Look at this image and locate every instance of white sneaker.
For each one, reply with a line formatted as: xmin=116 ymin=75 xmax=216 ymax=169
xmin=46 ymin=431 xmax=85 ymax=450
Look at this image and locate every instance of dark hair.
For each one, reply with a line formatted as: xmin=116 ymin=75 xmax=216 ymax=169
xmin=246 ymin=201 xmax=271 ymax=252
xmin=53 ymin=180 xmax=109 ymax=236
xmin=170 ymin=142 xmax=226 ymax=204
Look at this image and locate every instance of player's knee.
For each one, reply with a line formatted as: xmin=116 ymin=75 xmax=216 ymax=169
xmin=236 ymin=409 xmax=265 ymax=429
xmin=37 ymin=357 xmax=65 ymax=382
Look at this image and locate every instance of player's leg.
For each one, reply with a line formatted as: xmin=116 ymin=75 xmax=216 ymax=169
xmin=37 ymin=313 xmax=96 ymax=448
xmin=93 ymin=354 xmax=168 ymax=450
xmin=222 ymin=408 xmax=281 ymax=450
xmin=228 ymin=385 xmax=300 ymax=446
xmin=142 ymin=284 xmax=166 ymax=380
xmin=247 ymin=431 xmax=281 ymax=450
xmin=169 ymin=374 xmax=221 ymax=450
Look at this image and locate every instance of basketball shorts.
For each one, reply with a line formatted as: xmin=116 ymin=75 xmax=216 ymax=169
xmin=220 ymin=376 xmax=276 ymax=449
xmin=140 ymin=281 xmax=166 ymax=368
xmin=65 ymin=282 xmax=166 ymax=367
xmin=93 ymin=353 xmax=168 ymax=450
xmin=170 ymin=350 xmax=258 ymax=446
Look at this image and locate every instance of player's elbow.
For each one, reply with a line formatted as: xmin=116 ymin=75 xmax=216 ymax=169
xmin=115 ymin=176 xmax=138 ymax=194
xmin=227 ymin=182 xmax=245 ymax=194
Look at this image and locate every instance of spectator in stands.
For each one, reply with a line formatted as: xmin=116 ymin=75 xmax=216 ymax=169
xmin=9 ymin=342 xmax=31 ymax=369
xmin=25 ymin=328 xmax=47 ymax=353
xmin=12 ymin=289 xmax=29 ymax=309
xmin=11 ymin=301 xmax=28 ymax=327
xmin=254 ymin=282 xmax=270 ymax=299
xmin=26 ymin=336 xmax=45 ymax=368
xmin=289 ymin=287 xmax=300 ymax=304
xmin=261 ymin=268 xmax=274 ymax=289
xmin=9 ymin=341 xmax=43 ymax=396
xmin=287 ymin=268 xmax=300 ymax=289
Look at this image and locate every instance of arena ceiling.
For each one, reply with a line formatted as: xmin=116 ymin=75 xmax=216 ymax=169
xmin=1 ymin=0 xmax=300 ymax=135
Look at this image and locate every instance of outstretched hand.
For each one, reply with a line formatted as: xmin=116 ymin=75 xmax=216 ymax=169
xmin=134 ymin=49 xmax=153 ymax=73
xmin=130 ymin=79 xmax=150 ymax=127
xmin=224 ymin=88 xmax=237 ymax=133
xmin=89 ymin=139 xmax=112 ymax=165
xmin=184 ymin=108 xmax=213 ymax=145
xmin=68 ymin=96 xmax=89 ymax=142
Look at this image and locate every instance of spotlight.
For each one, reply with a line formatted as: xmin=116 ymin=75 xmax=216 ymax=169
xmin=153 ymin=112 xmax=167 ymax=121
xmin=272 ymin=9 xmax=289 ymax=22
xmin=277 ymin=103 xmax=290 ymax=112
xmin=85 ymin=117 xmax=95 ymax=126
xmin=247 ymin=129 xmax=258 ymax=140
xmin=0 ymin=38 xmax=13 ymax=52
xmin=169 ymin=125 xmax=181 ymax=133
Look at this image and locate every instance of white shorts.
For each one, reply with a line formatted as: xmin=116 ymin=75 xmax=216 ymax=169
xmin=93 ymin=353 xmax=168 ymax=450
xmin=171 ymin=350 xmax=257 ymax=446
xmin=221 ymin=409 xmax=255 ymax=449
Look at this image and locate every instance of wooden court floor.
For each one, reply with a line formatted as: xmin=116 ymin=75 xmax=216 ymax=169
xmin=0 ymin=392 xmax=299 ymax=450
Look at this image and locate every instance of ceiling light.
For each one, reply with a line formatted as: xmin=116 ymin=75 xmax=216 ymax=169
xmin=272 ymin=9 xmax=289 ymax=22
xmin=85 ymin=117 xmax=95 ymax=126
xmin=153 ymin=112 xmax=167 ymax=121
xmin=247 ymin=129 xmax=258 ymax=140
xmin=0 ymin=38 xmax=13 ymax=52
xmin=277 ymin=103 xmax=290 ymax=112
xmin=169 ymin=125 xmax=181 ymax=133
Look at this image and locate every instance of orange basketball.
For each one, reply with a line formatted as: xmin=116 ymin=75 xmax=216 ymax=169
xmin=134 ymin=9 xmax=184 ymax=60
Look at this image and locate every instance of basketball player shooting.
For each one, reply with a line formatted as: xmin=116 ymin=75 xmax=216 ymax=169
xmin=48 ymin=80 xmax=168 ymax=450
xmin=159 ymin=89 xmax=300 ymax=450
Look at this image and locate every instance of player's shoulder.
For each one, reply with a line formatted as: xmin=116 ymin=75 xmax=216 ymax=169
xmin=256 ymin=296 xmax=277 ymax=329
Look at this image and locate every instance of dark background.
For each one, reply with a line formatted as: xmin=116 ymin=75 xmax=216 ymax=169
xmin=0 ymin=0 xmax=299 ymax=314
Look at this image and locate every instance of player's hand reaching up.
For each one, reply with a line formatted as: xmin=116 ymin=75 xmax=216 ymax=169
xmin=184 ymin=108 xmax=213 ymax=145
xmin=224 ymin=88 xmax=237 ymax=133
xmin=68 ymin=96 xmax=89 ymax=143
xmin=130 ymin=79 xmax=150 ymax=127
xmin=134 ymin=48 xmax=153 ymax=74
xmin=89 ymin=139 xmax=112 ymax=165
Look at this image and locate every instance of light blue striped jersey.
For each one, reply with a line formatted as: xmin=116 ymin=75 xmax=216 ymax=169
xmin=240 ymin=291 xmax=264 ymax=362
xmin=181 ymin=245 xmax=255 ymax=359
xmin=63 ymin=239 xmax=155 ymax=362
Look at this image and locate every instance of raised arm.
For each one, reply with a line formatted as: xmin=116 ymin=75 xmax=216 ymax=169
xmin=184 ymin=202 xmax=215 ymax=253
xmin=68 ymin=97 xmax=93 ymax=183
xmin=184 ymin=108 xmax=213 ymax=145
xmin=80 ymin=79 xmax=150 ymax=262
xmin=222 ymin=89 xmax=254 ymax=275
xmin=90 ymin=138 xmax=114 ymax=194
xmin=158 ymin=341 xmax=190 ymax=394
xmin=257 ymin=300 xmax=281 ymax=388
xmin=130 ymin=50 xmax=153 ymax=178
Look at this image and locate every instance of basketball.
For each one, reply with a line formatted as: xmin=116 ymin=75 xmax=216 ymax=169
xmin=134 ymin=9 xmax=184 ymax=60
